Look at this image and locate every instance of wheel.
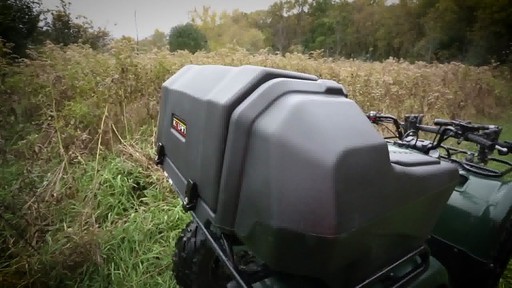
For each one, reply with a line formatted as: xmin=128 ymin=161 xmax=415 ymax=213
xmin=172 ymin=220 xmax=232 ymax=288
xmin=491 ymin=215 xmax=512 ymax=287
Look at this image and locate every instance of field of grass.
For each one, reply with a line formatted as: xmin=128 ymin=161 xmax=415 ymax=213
xmin=1 ymin=40 xmax=511 ymax=287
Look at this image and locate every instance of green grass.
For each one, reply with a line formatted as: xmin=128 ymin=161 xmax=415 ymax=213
xmin=68 ymin=154 xmax=189 ymax=287
xmin=0 ymin=136 xmax=190 ymax=287
xmin=2 ymin=117 xmax=511 ymax=287
xmin=12 ymin=126 xmax=511 ymax=288
xmin=1 ymin=114 xmax=511 ymax=287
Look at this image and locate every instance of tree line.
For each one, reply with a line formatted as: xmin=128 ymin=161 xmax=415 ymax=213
xmin=169 ymin=0 xmax=512 ymax=66
xmin=0 ymin=0 xmax=110 ymax=59
xmin=2 ymin=0 xmax=511 ymax=66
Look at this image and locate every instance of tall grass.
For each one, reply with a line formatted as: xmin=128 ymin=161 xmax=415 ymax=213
xmin=1 ymin=40 xmax=511 ymax=287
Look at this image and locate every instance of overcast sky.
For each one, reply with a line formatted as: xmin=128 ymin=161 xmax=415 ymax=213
xmin=41 ymin=0 xmax=277 ymax=38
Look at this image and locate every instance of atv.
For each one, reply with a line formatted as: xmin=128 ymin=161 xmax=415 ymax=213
xmin=154 ymin=65 xmax=512 ymax=287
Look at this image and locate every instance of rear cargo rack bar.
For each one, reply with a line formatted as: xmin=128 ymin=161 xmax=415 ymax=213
xmin=190 ymin=213 xmax=250 ymax=288
xmin=356 ymin=246 xmax=430 ymax=288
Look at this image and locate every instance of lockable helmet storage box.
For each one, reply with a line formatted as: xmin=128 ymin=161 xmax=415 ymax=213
xmin=155 ymin=65 xmax=459 ymax=286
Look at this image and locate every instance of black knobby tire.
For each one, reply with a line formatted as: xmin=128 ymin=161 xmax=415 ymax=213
xmin=172 ymin=220 xmax=232 ymax=288
xmin=490 ymin=215 xmax=512 ymax=287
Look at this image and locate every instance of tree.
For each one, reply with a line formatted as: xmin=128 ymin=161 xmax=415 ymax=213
xmin=374 ymin=1 xmax=421 ymax=60
xmin=303 ymin=0 xmax=337 ymax=55
xmin=467 ymin=0 xmax=512 ymax=65
xmin=42 ymin=1 xmax=111 ymax=50
xmin=267 ymin=1 xmax=291 ymax=54
xmin=168 ymin=23 xmax=208 ymax=53
xmin=190 ymin=8 xmax=266 ymax=52
xmin=190 ymin=6 xmax=218 ymax=47
xmin=223 ymin=10 xmax=266 ymax=51
xmin=148 ymin=29 xmax=167 ymax=49
xmin=0 ymin=0 xmax=41 ymax=57
xmin=139 ymin=29 xmax=168 ymax=51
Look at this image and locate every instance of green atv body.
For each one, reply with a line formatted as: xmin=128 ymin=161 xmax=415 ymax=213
xmin=429 ymin=171 xmax=512 ymax=287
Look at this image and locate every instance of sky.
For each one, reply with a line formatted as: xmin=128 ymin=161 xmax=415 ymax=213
xmin=41 ymin=0 xmax=277 ymax=39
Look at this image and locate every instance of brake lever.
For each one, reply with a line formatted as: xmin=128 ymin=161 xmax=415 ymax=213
xmin=497 ymin=141 xmax=512 ymax=155
xmin=496 ymin=145 xmax=509 ymax=155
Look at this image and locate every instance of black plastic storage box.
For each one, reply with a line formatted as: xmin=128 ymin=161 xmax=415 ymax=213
xmin=155 ymin=65 xmax=458 ymax=286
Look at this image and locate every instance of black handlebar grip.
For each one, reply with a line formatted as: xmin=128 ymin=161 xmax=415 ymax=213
xmin=434 ymin=119 xmax=453 ymax=126
xmin=464 ymin=133 xmax=494 ymax=149
xmin=417 ymin=125 xmax=440 ymax=134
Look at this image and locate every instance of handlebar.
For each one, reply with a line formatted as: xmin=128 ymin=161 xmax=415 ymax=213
xmin=434 ymin=118 xmax=500 ymax=131
xmin=366 ymin=111 xmax=511 ymax=177
xmin=464 ymin=133 xmax=495 ymax=150
xmin=367 ymin=112 xmax=403 ymax=139
xmin=417 ymin=125 xmax=440 ymax=134
xmin=415 ymin=117 xmax=506 ymax=153
xmin=433 ymin=119 xmax=453 ymax=126
xmin=366 ymin=112 xmax=508 ymax=153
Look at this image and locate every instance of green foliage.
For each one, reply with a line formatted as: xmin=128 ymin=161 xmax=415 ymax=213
xmin=0 ymin=0 xmax=41 ymax=57
xmin=2 ymin=0 xmax=512 ymax=65
xmin=467 ymin=0 xmax=512 ymax=65
xmin=139 ymin=29 xmax=168 ymax=51
xmin=304 ymin=0 xmax=346 ymax=56
xmin=0 ymin=0 xmax=111 ymax=59
xmin=41 ymin=0 xmax=111 ymax=50
xmin=228 ymin=0 xmax=512 ymax=65
xmin=168 ymin=23 xmax=207 ymax=53
xmin=190 ymin=7 xmax=266 ymax=52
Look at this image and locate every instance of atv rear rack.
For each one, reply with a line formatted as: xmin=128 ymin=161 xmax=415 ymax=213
xmin=189 ymin=211 xmax=432 ymax=288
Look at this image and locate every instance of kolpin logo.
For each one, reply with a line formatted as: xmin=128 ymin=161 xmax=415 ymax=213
xmin=172 ymin=115 xmax=187 ymax=138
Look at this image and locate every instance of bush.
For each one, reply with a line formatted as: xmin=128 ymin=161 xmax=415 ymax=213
xmin=168 ymin=23 xmax=207 ymax=53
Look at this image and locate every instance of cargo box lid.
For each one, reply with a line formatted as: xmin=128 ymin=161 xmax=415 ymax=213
xmin=156 ymin=65 xmax=320 ymax=211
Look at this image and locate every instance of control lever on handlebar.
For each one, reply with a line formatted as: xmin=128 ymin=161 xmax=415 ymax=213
xmin=496 ymin=145 xmax=509 ymax=155
xmin=497 ymin=141 xmax=512 ymax=155
xmin=367 ymin=111 xmax=404 ymax=139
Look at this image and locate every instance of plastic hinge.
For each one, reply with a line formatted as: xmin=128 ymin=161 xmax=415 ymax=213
xmin=154 ymin=143 xmax=165 ymax=166
xmin=183 ymin=180 xmax=198 ymax=211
